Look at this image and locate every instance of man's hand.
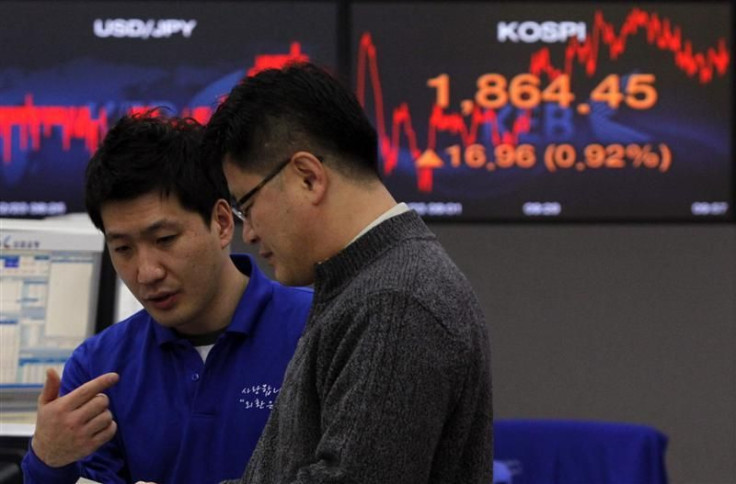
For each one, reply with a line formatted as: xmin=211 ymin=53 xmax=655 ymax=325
xmin=31 ymin=368 xmax=120 ymax=467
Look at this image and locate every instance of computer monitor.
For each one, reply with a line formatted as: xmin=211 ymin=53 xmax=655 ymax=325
xmin=0 ymin=0 xmax=339 ymax=218
xmin=0 ymin=214 xmax=105 ymax=411
xmin=351 ymin=1 xmax=733 ymax=222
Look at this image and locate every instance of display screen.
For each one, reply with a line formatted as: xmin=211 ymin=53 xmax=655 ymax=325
xmin=0 ymin=216 xmax=103 ymax=390
xmin=1 ymin=1 xmax=732 ymax=222
xmin=0 ymin=1 xmax=337 ymax=217
xmin=352 ymin=2 xmax=733 ymax=221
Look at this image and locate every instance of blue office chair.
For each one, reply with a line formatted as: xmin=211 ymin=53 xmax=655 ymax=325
xmin=494 ymin=419 xmax=668 ymax=484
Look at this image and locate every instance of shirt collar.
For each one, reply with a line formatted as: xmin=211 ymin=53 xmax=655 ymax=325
xmin=153 ymin=254 xmax=272 ymax=346
xmin=226 ymin=254 xmax=273 ymax=336
xmin=346 ymin=202 xmax=410 ymax=247
xmin=314 ymin=210 xmax=433 ymax=303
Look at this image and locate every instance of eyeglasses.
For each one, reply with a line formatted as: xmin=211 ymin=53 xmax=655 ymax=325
xmin=230 ymin=157 xmax=292 ymax=223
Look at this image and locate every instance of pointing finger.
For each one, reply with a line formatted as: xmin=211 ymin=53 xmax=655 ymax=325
xmin=65 ymin=372 xmax=120 ymax=409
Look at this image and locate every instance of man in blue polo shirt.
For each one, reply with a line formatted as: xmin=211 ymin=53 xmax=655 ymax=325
xmin=21 ymin=112 xmax=312 ymax=484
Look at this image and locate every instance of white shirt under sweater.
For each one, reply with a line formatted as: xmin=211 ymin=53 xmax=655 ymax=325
xmin=347 ymin=202 xmax=409 ymax=246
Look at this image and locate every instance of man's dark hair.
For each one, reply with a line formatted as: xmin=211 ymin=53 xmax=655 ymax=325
xmin=202 ymin=62 xmax=379 ymax=180
xmin=85 ymin=111 xmax=229 ymax=231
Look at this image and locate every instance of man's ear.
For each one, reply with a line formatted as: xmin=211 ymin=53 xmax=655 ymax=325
xmin=212 ymin=199 xmax=234 ymax=248
xmin=290 ymin=151 xmax=328 ymax=204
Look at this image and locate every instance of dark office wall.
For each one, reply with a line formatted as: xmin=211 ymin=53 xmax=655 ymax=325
xmin=233 ymin=224 xmax=736 ymax=484
xmin=431 ymin=224 xmax=736 ymax=484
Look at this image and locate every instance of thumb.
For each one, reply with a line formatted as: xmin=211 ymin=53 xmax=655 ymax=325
xmin=38 ymin=368 xmax=61 ymax=405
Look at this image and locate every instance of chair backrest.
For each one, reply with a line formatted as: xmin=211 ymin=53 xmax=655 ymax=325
xmin=493 ymin=419 xmax=668 ymax=484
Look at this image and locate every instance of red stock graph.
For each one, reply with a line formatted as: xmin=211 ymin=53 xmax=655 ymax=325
xmin=0 ymin=43 xmax=309 ymax=166
xmin=355 ymin=6 xmax=731 ymax=196
xmin=528 ymin=8 xmax=730 ymax=82
xmin=0 ymin=0 xmax=339 ymax=220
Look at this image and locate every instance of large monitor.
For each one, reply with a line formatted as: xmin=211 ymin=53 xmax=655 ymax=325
xmin=0 ymin=0 xmax=338 ymax=218
xmin=0 ymin=215 xmax=105 ymax=411
xmin=2 ymin=1 xmax=731 ymax=223
xmin=352 ymin=1 xmax=733 ymax=221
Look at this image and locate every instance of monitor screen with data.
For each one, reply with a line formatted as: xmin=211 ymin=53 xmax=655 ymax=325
xmin=0 ymin=0 xmax=338 ymax=218
xmin=352 ymin=1 xmax=733 ymax=221
xmin=0 ymin=216 xmax=105 ymax=409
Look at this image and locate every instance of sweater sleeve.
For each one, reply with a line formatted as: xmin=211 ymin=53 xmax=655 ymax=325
xmin=293 ymin=292 xmax=474 ymax=484
xmin=21 ymin=343 xmax=129 ymax=484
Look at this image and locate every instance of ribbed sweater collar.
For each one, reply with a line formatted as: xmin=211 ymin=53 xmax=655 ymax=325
xmin=312 ymin=210 xmax=434 ymax=303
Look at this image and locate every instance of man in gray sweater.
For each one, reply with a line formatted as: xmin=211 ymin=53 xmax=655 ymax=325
xmin=203 ymin=63 xmax=493 ymax=484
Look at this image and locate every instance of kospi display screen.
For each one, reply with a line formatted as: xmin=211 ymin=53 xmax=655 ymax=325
xmin=352 ymin=2 xmax=733 ymax=221
xmin=0 ymin=1 xmax=337 ymax=217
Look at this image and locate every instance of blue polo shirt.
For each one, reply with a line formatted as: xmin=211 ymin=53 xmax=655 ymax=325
xmin=22 ymin=254 xmax=312 ymax=484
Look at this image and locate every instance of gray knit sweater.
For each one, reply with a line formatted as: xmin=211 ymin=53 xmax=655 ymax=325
xmin=226 ymin=211 xmax=493 ymax=484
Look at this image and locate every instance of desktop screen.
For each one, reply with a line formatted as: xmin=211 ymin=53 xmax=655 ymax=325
xmin=0 ymin=0 xmax=338 ymax=218
xmin=2 ymin=0 xmax=732 ymax=223
xmin=352 ymin=1 xmax=733 ymax=221
xmin=0 ymin=216 xmax=104 ymax=409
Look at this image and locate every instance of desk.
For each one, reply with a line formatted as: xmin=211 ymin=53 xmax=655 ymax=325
xmin=0 ymin=411 xmax=35 ymax=439
xmin=494 ymin=419 xmax=668 ymax=484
